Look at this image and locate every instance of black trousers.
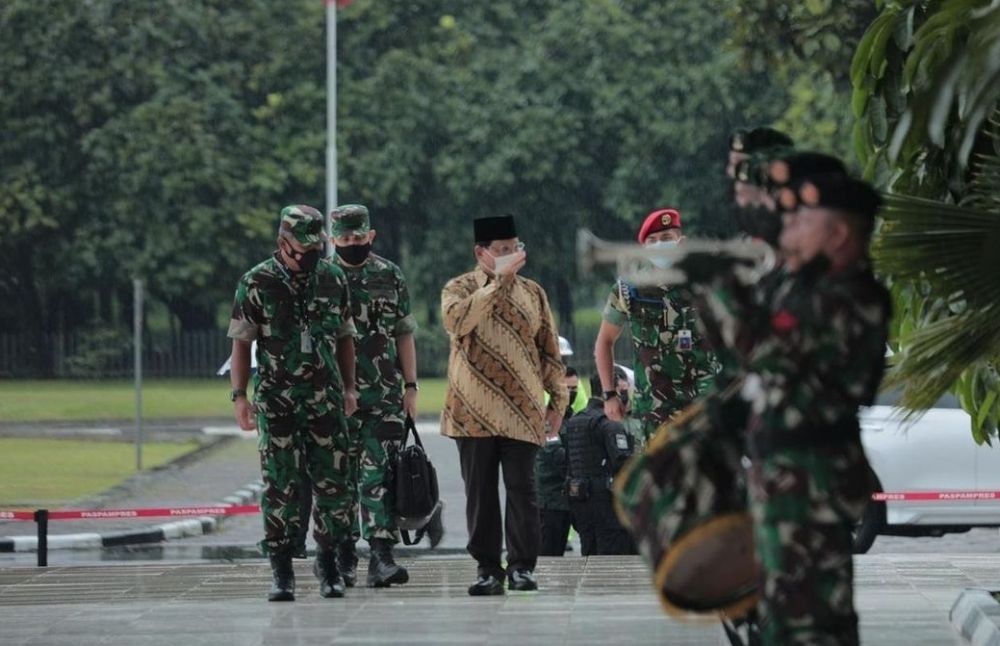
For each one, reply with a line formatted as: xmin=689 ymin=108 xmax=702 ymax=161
xmin=455 ymin=436 xmax=540 ymax=578
xmin=570 ymin=494 xmax=637 ymax=556
xmin=539 ymin=509 xmax=572 ymax=556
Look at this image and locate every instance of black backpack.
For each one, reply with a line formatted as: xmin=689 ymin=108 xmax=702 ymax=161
xmin=393 ymin=416 xmax=441 ymax=545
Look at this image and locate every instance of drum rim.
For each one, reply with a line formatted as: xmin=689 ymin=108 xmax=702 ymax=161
xmin=654 ymin=512 xmax=760 ymax=620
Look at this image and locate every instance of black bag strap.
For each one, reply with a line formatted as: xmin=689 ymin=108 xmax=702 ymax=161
xmin=403 ymin=415 xmax=424 ymax=450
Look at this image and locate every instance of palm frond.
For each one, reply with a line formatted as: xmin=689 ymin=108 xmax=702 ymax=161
xmin=884 ymin=304 xmax=1000 ymax=410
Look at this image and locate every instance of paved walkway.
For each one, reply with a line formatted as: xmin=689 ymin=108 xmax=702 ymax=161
xmin=1 ymin=554 xmax=994 ymax=645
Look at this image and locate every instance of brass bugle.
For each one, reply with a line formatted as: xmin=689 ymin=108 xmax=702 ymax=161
xmin=576 ymin=228 xmax=776 ymax=287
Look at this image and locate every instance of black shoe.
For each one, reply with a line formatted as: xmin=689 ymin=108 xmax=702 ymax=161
xmin=267 ymin=551 xmax=296 ymax=602
xmin=507 ymin=569 xmax=538 ymax=592
xmin=367 ymin=538 xmax=409 ymax=588
xmin=292 ymin=542 xmax=308 ymax=559
xmin=313 ymin=549 xmax=346 ymax=598
xmin=468 ymin=574 xmax=505 ymax=596
xmin=337 ymin=539 xmax=358 ymax=588
xmin=425 ymin=504 xmax=445 ymax=549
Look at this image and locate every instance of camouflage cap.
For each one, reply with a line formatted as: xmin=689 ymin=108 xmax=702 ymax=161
xmin=279 ymin=205 xmax=325 ymax=245
xmin=330 ymin=204 xmax=371 ymax=237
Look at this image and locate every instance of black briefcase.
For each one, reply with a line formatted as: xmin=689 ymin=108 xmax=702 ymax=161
xmin=393 ymin=415 xmax=441 ymax=545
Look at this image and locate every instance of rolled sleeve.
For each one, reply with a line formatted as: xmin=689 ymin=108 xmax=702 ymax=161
xmin=602 ymin=281 xmax=629 ymax=327
xmin=337 ymin=317 xmax=357 ymax=339
xmin=227 ymin=318 xmax=258 ymax=342
xmin=394 ymin=313 xmax=418 ymax=337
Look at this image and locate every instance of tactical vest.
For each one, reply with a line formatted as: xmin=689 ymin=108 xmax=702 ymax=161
xmin=563 ymin=412 xmax=607 ymax=481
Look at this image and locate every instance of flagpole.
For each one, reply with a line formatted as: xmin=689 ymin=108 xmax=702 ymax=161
xmin=325 ymin=0 xmax=337 ymax=255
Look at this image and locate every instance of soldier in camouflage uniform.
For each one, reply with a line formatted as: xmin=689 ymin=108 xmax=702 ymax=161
xmin=677 ymin=174 xmax=890 ymax=645
xmin=595 ymin=209 xmax=716 ymax=441
xmin=227 ymin=205 xmax=359 ymax=602
xmin=329 ymin=204 xmax=420 ymax=588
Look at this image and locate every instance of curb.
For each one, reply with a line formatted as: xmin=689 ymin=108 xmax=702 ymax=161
xmin=0 ymin=481 xmax=264 ymax=553
xmin=951 ymin=588 xmax=1000 ymax=646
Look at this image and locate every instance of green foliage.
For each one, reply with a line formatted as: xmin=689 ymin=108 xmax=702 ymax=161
xmin=63 ymin=325 xmax=131 ymax=378
xmin=853 ymin=0 xmax=1000 ymax=442
xmin=4 ymin=0 xmax=795 ymax=374
xmin=725 ymin=1 xmax=875 ymax=167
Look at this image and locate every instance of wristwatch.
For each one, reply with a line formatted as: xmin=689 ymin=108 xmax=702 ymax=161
xmin=404 ymin=382 xmax=419 ymax=392
xmin=230 ymin=388 xmax=247 ymax=402
xmin=603 ymin=390 xmax=619 ymax=402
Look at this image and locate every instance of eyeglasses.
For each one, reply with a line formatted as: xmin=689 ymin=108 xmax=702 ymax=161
xmin=487 ymin=241 xmax=526 ymax=256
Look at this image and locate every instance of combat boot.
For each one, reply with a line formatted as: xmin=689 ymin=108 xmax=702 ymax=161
xmin=337 ymin=538 xmax=358 ymax=588
xmin=313 ymin=548 xmax=346 ymax=598
xmin=367 ymin=538 xmax=409 ymax=588
xmin=267 ymin=550 xmax=296 ymax=602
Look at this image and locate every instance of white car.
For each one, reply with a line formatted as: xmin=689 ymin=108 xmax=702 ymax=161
xmin=855 ymin=393 xmax=1000 ymax=552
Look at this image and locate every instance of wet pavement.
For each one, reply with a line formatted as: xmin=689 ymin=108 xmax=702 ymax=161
xmin=2 ymin=420 xmax=1000 ymax=643
xmin=1 ymin=553 xmax=995 ymax=645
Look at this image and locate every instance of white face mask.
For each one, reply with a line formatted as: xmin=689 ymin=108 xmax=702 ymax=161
xmin=645 ymin=239 xmax=679 ymax=269
xmin=487 ymin=250 xmax=521 ymax=274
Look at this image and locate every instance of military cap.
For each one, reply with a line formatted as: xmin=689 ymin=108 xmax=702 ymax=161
xmin=783 ymin=173 xmax=882 ymax=234
xmin=637 ymin=208 xmax=681 ymax=243
xmin=330 ymin=204 xmax=371 ymax=237
xmin=474 ymin=215 xmax=517 ymax=243
xmin=767 ymin=152 xmax=847 ymax=187
xmin=733 ymin=154 xmax=775 ymax=187
xmin=729 ymin=127 xmax=794 ymax=154
xmin=279 ymin=205 xmax=325 ymax=245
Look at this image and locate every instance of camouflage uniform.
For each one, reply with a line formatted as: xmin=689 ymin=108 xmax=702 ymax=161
xmin=228 ymin=205 xmax=356 ymax=556
xmin=696 ymin=256 xmax=890 ymax=645
xmin=603 ymin=282 xmax=716 ymax=439
xmin=332 ymin=206 xmax=418 ymax=544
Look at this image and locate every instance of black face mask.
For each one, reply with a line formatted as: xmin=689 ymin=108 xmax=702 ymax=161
xmin=283 ymin=244 xmax=321 ymax=272
xmin=567 ymin=388 xmax=578 ymax=404
xmin=337 ymin=242 xmax=372 ymax=266
xmin=617 ymin=390 xmax=629 ymax=407
xmin=733 ymin=205 xmax=783 ymax=248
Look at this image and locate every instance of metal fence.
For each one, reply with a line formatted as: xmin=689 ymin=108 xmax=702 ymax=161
xmin=0 ymin=324 xmax=632 ymax=380
xmin=0 ymin=330 xmax=230 ymax=379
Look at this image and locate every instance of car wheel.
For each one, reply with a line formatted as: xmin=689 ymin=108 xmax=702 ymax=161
xmin=853 ymin=470 xmax=885 ymax=554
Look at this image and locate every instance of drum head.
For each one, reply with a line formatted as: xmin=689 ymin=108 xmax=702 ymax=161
xmin=655 ymin=513 xmax=760 ymax=618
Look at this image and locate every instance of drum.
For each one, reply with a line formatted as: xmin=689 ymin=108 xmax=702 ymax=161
xmin=613 ymin=395 xmax=759 ymax=618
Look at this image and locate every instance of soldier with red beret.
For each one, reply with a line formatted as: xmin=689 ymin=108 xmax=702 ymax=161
xmin=594 ymin=208 xmax=717 ymax=442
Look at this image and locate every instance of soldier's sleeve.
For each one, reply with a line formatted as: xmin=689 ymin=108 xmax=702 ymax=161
xmin=441 ymin=274 xmax=502 ymax=337
xmin=535 ymin=285 xmax=569 ymax=413
xmin=392 ymin=267 xmax=418 ymax=338
xmin=335 ymin=273 xmax=357 ymax=339
xmin=693 ymin=271 xmax=775 ymax=362
xmin=601 ymin=280 xmax=628 ymax=328
xmin=226 ymin=275 xmax=260 ymax=342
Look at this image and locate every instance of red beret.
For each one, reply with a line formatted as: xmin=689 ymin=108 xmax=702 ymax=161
xmin=637 ymin=209 xmax=681 ymax=243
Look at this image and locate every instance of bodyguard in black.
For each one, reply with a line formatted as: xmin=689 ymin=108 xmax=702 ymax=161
xmin=563 ymin=375 xmax=637 ymax=555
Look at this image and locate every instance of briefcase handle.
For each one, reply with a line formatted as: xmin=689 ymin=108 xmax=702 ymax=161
xmin=404 ymin=415 xmax=424 ymax=449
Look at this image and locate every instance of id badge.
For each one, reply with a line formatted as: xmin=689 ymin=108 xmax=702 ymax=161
xmin=676 ymin=329 xmax=693 ymax=352
xmin=300 ymin=329 xmax=313 ymax=354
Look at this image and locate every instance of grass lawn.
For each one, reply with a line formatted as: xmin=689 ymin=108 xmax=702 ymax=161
xmin=0 ymin=378 xmax=448 ymax=423
xmin=0 ymin=438 xmax=201 ymax=507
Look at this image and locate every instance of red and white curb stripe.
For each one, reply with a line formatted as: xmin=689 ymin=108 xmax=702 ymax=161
xmin=0 ymin=483 xmax=263 ymax=552
xmin=874 ymin=491 xmax=1000 ymax=502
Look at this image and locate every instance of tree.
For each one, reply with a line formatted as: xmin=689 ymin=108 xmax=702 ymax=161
xmin=852 ymin=0 xmax=1000 ymax=442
